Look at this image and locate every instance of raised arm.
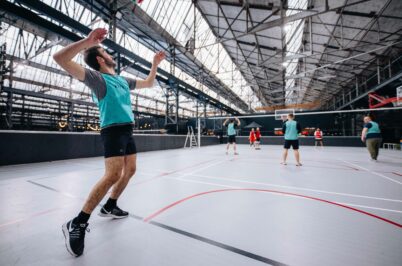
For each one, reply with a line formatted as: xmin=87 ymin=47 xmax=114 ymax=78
xmin=136 ymin=51 xmax=166 ymax=89
xmin=223 ymin=118 xmax=229 ymax=126
xmin=235 ymin=117 xmax=241 ymax=126
xmin=53 ymin=28 xmax=107 ymax=81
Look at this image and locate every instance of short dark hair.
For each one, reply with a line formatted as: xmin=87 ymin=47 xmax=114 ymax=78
xmin=288 ymin=113 xmax=294 ymax=119
xmin=84 ymin=46 xmax=102 ymax=71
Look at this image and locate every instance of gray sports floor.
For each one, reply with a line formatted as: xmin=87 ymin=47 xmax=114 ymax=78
xmin=0 ymin=145 xmax=401 ymax=266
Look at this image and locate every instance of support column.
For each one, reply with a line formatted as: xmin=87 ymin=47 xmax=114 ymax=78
xmin=175 ymin=88 xmax=179 ymax=134
xmin=342 ymin=91 xmax=345 ymax=106
xmin=165 ymin=93 xmax=169 ymax=125
xmin=21 ymin=95 xmax=25 ymax=127
xmin=67 ymin=102 xmax=74 ymax=131
xmin=355 ymin=76 xmax=359 ymax=97
xmin=109 ymin=0 xmax=117 ymax=42
xmin=309 ymin=17 xmax=313 ymax=53
xmin=6 ymin=92 xmax=13 ymax=129
xmin=0 ymin=43 xmax=7 ymax=92
xmin=388 ymin=58 xmax=392 ymax=78
xmin=377 ymin=57 xmax=381 ymax=84
xmin=195 ymin=101 xmax=199 ymax=119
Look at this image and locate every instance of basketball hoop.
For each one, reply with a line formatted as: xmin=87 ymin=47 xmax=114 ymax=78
xmin=274 ymin=109 xmax=295 ymax=120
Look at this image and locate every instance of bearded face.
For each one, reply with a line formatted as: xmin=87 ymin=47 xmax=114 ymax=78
xmin=98 ymin=48 xmax=116 ymax=69
xmin=101 ymin=54 xmax=116 ymax=68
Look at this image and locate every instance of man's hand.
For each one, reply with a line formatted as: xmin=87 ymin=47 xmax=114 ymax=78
xmin=85 ymin=28 xmax=108 ymax=47
xmin=153 ymin=51 xmax=166 ymax=66
xmin=136 ymin=51 xmax=166 ymax=89
xmin=361 ymin=136 xmax=366 ymax=142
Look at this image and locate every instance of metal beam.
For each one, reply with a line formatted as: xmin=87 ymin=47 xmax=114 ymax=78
xmin=2 ymin=87 xmax=96 ymax=106
xmin=74 ymin=0 xmax=249 ymax=112
xmin=246 ymin=0 xmax=371 ymax=34
xmin=2 ymin=0 xmax=239 ymax=115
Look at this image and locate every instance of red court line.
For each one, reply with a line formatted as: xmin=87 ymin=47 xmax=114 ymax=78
xmin=143 ymin=188 xmax=402 ymax=228
xmin=0 ymin=207 xmax=61 ymax=229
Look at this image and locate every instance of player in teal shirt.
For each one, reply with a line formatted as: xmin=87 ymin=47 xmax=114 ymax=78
xmin=54 ymin=28 xmax=165 ymax=257
xmin=281 ymin=113 xmax=302 ymax=166
xmin=361 ymin=115 xmax=382 ymax=161
xmin=223 ymin=117 xmax=241 ymax=155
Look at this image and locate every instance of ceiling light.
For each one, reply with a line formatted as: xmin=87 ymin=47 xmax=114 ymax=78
xmin=14 ymin=64 xmax=24 ymax=72
xmin=283 ymin=25 xmax=292 ymax=33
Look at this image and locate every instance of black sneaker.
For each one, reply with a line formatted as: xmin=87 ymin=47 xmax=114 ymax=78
xmin=98 ymin=206 xmax=129 ymax=219
xmin=62 ymin=220 xmax=89 ymax=257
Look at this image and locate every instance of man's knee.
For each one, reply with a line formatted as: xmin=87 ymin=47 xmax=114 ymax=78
xmin=125 ymin=165 xmax=136 ymax=178
xmin=104 ymin=170 xmax=122 ymax=186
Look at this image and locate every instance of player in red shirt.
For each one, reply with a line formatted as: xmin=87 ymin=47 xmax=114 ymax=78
xmin=249 ymin=128 xmax=256 ymax=147
xmin=255 ymin=127 xmax=261 ymax=150
xmin=314 ymin=128 xmax=324 ymax=148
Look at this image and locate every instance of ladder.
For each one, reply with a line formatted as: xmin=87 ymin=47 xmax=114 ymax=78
xmin=184 ymin=126 xmax=198 ymax=148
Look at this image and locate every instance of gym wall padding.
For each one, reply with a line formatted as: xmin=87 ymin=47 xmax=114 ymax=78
xmin=0 ymin=131 xmax=219 ymax=166
xmin=230 ymin=136 xmax=366 ymax=147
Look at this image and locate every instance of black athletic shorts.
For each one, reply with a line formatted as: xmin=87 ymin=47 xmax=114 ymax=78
xmin=228 ymin=135 xmax=236 ymax=144
xmin=256 ymin=137 xmax=261 ymax=142
xmin=315 ymin=139 xmax=323 ymax=142
xmin=100 ymin=124 xmax=137 ymax=158
xmin=284 ymin=139 xmax=299 ymax=150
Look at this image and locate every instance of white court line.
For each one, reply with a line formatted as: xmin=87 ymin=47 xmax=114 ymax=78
xmin=336 ymin=202 xmax=402 ymax=214
xmin=168 ymin=176 xmax=402 ymax=214
xmin=172 ymin=177 xmax=240 ymax=189
xmin=131 ymin=159 xmax=229 ymax=186
xmin=145 ymin=159 xmax=230 ymax=179
xmin=340 ymin=159 xmax=402 ymax=185
xmin=187 ymin=173 xmax=402 ymax=203
xmin=175 ymin=159 xmax=230 ymax=178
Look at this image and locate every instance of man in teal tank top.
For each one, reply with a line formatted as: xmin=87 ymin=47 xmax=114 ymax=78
xmin=223 ymin=117 xmax=241 ymax=155
xmin=281 ymin=113 xmax=302 ymax=166
xmin=361 ymin=115 xmax=382 ymax=161
xmin=53 ymin=28 xmax=165 ymax=257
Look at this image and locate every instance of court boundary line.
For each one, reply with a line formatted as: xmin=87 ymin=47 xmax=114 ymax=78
xmin=148 ymin=220 xmax=289 ymax=266
xmin=169 ymin=177 xmax=402 ymax=214
xmin=186 ymin=173 xmax=402 ymax=203
xmin=340 ymin=160 xmax=402 ymax=185
xmin=3 ymin=180 xmax=289 ymax=265
xmin=143 ymin=187 xmax=402 ymax=228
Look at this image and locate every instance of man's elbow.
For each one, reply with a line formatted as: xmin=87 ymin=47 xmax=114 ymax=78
xmin=143 ymin=80 xmax=154 ymax=88
xmin=53 ymin=53 xmax=62 ymax=65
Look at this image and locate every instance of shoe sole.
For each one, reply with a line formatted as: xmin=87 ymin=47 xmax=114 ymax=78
xmin=62 ymin=223 xmax=79 ymax=257
xmin=98 ymin=212 xmax=129 ymax=219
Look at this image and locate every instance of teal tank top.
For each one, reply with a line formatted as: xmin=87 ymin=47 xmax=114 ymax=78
xmin=227 ymin=123 xmax=236 ymax=136
xmin=366 ymin=121 xmax=381 ymax=139
xmin=284 ymin=120 xmax=298 ymax=140
xmin=93 ymin=74 xmax=134 ymax=128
